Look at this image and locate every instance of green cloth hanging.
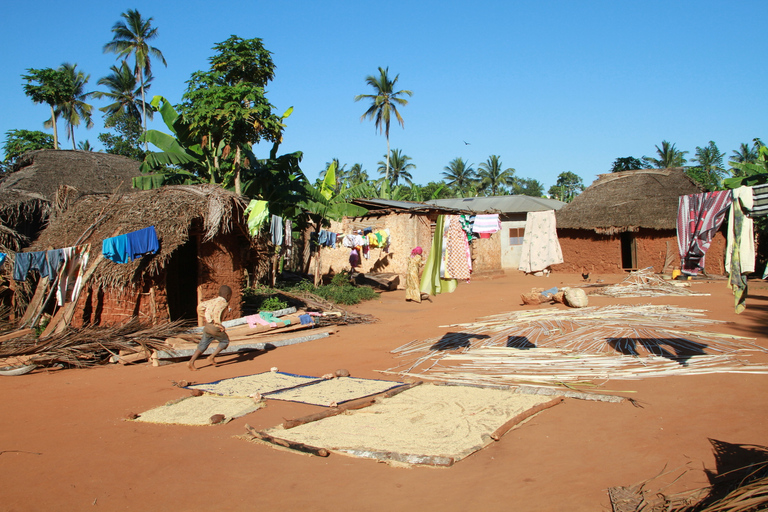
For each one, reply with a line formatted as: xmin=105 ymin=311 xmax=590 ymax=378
xmin=420 ymin=215 xmax=457 ymax=295
xmin=728 ymin=193 xmax=748 ymax=314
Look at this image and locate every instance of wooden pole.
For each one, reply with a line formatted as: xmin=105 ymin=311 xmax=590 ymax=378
xmin=490 ymin=396 xmax=564 ymax=441
xmin=244 ymin=424 xmax=329 ymax=457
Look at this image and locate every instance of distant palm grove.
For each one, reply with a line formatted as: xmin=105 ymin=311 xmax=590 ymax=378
xmin=3 ymin=9 xmax=766 ymax=206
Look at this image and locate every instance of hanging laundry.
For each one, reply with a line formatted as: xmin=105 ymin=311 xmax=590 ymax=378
xmin=752 ymin=184 xmax=768 ymax=217
xmin=126 ymin=226 xmax=160 ymax=260
xmin=0 ymin=253 xmax=6 ymax=266
xmin=420 ymin=215 xmax=458 ymax=296
xmin=677 ymin=190 xmax=732 ymax=275
xmin=444 ymin=215 xmax=472 ymax=280
xmin=459 ymin=215 xmax=476 ymax=242
xmin=342 ymin=234 xmax=356 ymax=248
xmin=329 ymin=232 xmax=337 ymax=249
xmin=317 ymin=230 xmax=329 ymax=246
xmin=727 ymin=187 xmax=754 ymax=314
xmin=57 ymin=245 xmax=90 ymax=306
xmin=270 ymin=215 xmax=284 ymax=246
xmin=472 ymin=214 xmax=501 ymax=234
xmin=102 ymin=234 xmax=132 ymax=264
xmin=284 ymin=219 xmax=293 ymax=257
xmin=45 ymin=249 xmax=65 ymax=278
xmin=518 ymin=210 xmax=563 ymax=274
xmin=13 ymin=251 xmax=47 ymax=281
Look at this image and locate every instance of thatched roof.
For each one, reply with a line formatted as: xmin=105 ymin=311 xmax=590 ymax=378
xmin=556 ymin=168 xmax=704 ymax=234
xmin=0 ymin=150 xmax=143 ymax=250
xmin=1 ymin=150 xmax=141 ymax=204
xmin=29 ymin=185 xmax=247 ymax=289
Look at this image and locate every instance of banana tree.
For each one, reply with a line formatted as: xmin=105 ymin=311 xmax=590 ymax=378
xmin=298 ymin=161 xmax=368 ymax=284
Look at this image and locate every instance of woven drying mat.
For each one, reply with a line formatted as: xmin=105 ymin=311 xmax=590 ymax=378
xmin=135 ymin=395 xmax=263 ymax=426
xmin=264 ymin=377 xmax=405 ymax=407
xmin=259 ymin=383 xmax=561 ymax=465
xmin=187 ymin=371 xmax=321 ymax=397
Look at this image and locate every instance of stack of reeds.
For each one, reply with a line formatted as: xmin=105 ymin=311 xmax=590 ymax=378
xmin=592 ymin=268 xmax=709 ymax=298
xmin=384 ymin=304 xmax=768 ymax=388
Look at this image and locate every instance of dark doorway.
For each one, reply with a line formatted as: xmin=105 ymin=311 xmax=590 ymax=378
xmin=621 ymin=232 xmax=637 ymax=269
xmin=165 ymin=237 xmax=199 ymax=320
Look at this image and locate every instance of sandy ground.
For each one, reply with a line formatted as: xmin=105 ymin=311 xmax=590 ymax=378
xmin=1 ymin=271 xmax=767 ymax=511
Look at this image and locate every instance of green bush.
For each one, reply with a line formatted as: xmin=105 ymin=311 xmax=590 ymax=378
xmin=312 ymin=283 xmax=379 ymax=305
xmin=259 ymin=296 xmax=288 ymax=311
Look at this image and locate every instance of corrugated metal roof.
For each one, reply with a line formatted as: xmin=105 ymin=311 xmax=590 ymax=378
xmin=426 ymin=195 xmax=566 ymax=213
xmin=351 ymin=198 xmax=460 ymax=212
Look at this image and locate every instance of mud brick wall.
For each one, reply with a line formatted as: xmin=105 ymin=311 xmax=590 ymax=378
xmin=470 ymin=232 xmax=502 ymax=273
xmin=552 ymin=228 xmax=727 ymax=275
xmin=197 ymin=233 xmax=243 ymax=321
xmin=72 ymin=278 xmax=170 ymax=327
xmin=315 ymin=213 xmax=434 ymax=278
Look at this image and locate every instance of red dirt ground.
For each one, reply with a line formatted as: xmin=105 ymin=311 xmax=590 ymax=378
xmin=1 ymin=272 xmax=767 ymax=511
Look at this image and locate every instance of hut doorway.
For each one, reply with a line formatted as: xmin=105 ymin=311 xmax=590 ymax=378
xmin=165 ymin=237 xmax=199 ymax=320
xmin=621 ymin=232 xmax=637 ymax=269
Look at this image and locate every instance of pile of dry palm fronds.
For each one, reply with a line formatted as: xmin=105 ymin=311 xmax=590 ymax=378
xmin=609 ymin=440 xmax=768 ymax=512
xmin=0 ymin=319 xmax=190 ymax=368
xmin=383 ymin=304 xmax=768 ymax=388
xmin=590 ymin=268 xmax=709 ymax=298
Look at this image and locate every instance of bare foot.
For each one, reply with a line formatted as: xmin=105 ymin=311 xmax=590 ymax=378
xmin=207 ymin=356 xmax=218 ymax=367
xmin=187 ymin=361 xmax=198 ymax=371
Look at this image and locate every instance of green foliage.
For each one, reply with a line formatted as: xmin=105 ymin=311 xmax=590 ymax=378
xmin=724 ymin=140 xmax=768 ymax=188
xmin=377 ymin=149 xmax=415 ymax=186
xmin=93 ymin=61 xmax=152 ymax=125
xmin=260 ymin=296 xmax=288 ymax=311
xmin=548 ymin=172 xmax=584 ymax=202
xmin=610 ymin=156 xmax=644 ymax=172
xmin=442 ymin=157 xmax=477 ymax=197
xmin=53 ymin=63 xmax=94 ymax=150
xmin=22 ymin=67 xmax=75 ymax=149
xmin=477 ymin=155 xmax=515 ymax=196
xmin=330 ymin=270 xmax=352 ymax=286
xmin=642 ymin=140 xmax=688 ymax=168
xmin=2 ymin=129 xmax=54 ymax=171
xmin=686 ymin=141 xmax=726 ymax=191
xmin=512 ymin=177 xmax=545 ymax=197
xmin=98 ymin=110 xmax=146 ymax=160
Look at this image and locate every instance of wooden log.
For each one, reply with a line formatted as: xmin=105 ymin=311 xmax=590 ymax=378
xmin=0 ymin=328 xmax=34 ymax=343
xmin=244 ymin=424 xmax=329 ymax=457
xmin=117 ymin=348 xmax=151 ymax=365
xmin=283 ymin=381 xmax=420 ymax=429
xmin=17 ymin=276 xmax=50 ymax=327
xmin=39 ymin=307 xmax=66 ymax=338
xmin=336 ymin=448 xmax=454 ymax=467
xmin=354 ymin=272 xmax=400 ymax=291
xmin=490 ymin=396 xmax=565 ymax=441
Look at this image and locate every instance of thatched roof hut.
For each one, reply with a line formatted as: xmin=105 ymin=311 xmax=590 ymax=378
xmin=27 ymin=185 xmax=249 ymax=326
xmin=552 ymin=169 xmax=726 ymax=274
xmin=0 ymin=150 xmax=142 ymax=251
xmin=555 ymin=168 xmax=703 ymax=235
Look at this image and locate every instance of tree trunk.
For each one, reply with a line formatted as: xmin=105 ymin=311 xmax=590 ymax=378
xmin=234 ymin=146 xmax=242 ymax=195
xmin=385 ymin=134 xmax=391 ymax=182
xmin=140 ymin=69 xmax=148 ymax=153
xmin=50 ymin=105 xmax=58 ymax=150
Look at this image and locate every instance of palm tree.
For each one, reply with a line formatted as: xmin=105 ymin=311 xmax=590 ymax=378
xmin=477 ymin=155 xmax=515 ymax=196
xmin=642 ymin=140 xmax=688 ymax=168
xmin=48 ymin=63 xmax=93 ymax=150
xmin=730 ymin=142 xmax=760 ymax=164
xmin=104 ymin=9 xmax=166 ymax=150
xmin=442 ymin=157 xmax=477 ymax=196
xmin=377 ymin=149 xmax=415 ymax=186
xmin=93 ymin=61 xmax=152 ymax=124
xmin=347 ymin=163 xmax=369 ymax=187
xmin=354 ymin=67 xmax=412 ymax=181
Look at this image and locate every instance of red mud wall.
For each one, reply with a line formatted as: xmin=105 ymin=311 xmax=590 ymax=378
xmin=72 ymin=233 xmax=244 ymax=327
xmin=553 ymin=228 xmax=727 ymax=275
xmin=73 ymin=278 xmax=170 ymax=327
xmin=197 ymin=233 xmax=243 ymax=321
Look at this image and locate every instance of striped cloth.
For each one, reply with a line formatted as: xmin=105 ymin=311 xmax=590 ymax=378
xmin=471 ymin=214 xmax=501 ymax=233
xmin=677 ymin=190 xmax=732 ymax=275
xmin=752 ymin=184 xmax=768 ymax=217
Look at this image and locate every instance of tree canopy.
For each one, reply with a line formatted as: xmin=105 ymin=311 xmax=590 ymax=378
xmin=610 ymin=156 xmax=644 ymax=172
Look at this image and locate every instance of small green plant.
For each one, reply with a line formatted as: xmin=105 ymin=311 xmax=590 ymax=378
xmin=330 ymin=270 xmax=352 ymax=287
xmin=260 ymin=296 xmax=288 ymax=311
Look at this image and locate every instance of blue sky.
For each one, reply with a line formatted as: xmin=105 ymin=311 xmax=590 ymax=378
xmin=1 ymin=0 xmax=765 ymax=191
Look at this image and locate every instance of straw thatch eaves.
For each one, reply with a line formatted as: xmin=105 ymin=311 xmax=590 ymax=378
xmin=0 ymin=150 xmax=142 ymax=250
xmin=555 ymin=168 xmax=704 ymax=235
xmin=30 ymin=185 xmax=247 ymax=290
